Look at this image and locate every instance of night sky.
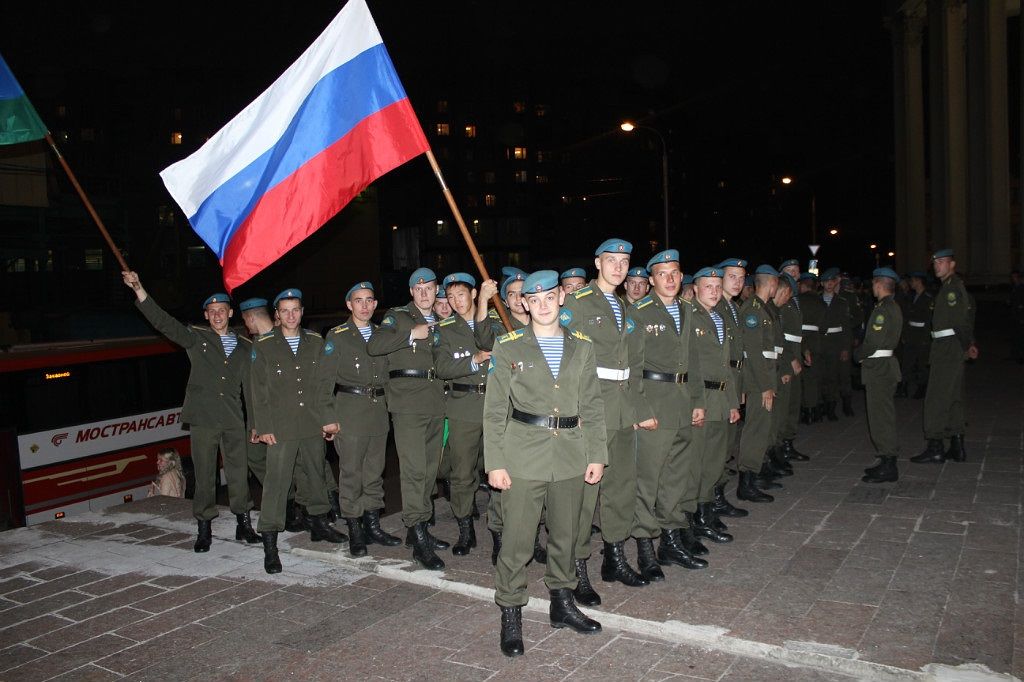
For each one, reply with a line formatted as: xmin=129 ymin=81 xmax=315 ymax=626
xmin=2 ymin=1 xmax=894 ymax=273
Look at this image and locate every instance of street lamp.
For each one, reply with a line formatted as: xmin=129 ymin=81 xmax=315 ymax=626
xmin=870 ymin=243 xmax=880 ymax=268
xmin=621 ymin=121 xmax=670 ymax=249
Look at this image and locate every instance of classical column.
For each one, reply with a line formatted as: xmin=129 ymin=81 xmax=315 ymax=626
xmin=891 ymin=12 xmax=927 ymax=275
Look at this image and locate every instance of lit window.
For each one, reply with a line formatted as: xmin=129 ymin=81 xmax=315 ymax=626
xmin=511 ymin=147 xmax=527 ymax=160
xmin=513 ymin=101 xmax=526 ymax=114
xmin=485 ymin=194 xmax=497 ymax=207
xmin=464 ymin=124 xmax=476 ymax=138
xmin=436 ymin=123 xmax=450 ymax=136
xmin=84 ymin=249 xmax=104 ymax=271
xmin=171 ymin=131 xmax=183 ymax=145
xmin=535 ymin=174 xmax=548 ymax=184
xmin=535 ymin=104 xmax=549 ymax=117
xmin=6 ymin=257 xmax=26 ymax=273
xmin=513 ymin=170 xmax=528 ymax=183
xmin=484 ymin=171 xmax=496 ymax=184
xmin=437 ymin=100 xmax=449 ymax=113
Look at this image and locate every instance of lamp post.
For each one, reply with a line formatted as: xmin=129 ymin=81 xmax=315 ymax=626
xmin=621 ymin=121 xmax=670 ymax=249
xmin=780 ymin=176 xmax=817 ymax=244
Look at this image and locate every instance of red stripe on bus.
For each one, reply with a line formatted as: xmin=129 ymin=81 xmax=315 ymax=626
xmin=0 ymin=339 xmax=180 ymax=373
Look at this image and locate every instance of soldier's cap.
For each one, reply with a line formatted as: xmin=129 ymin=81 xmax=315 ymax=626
xmin=345 ymin=281 xmax=374 ymax=301
xmin=755 ymin=264 xmax=780 ymax=277
xmin=744 ymin=275 xmax=754 ymax=286
xmin=500 ymin=272 xmax=526 ymax=299
xmin=273 ymin=288 xmax=302 ymax=307
xmin=779 ymin=258 xmax=800 ymax=270
xmin=442 ymin=272 xmax=476 ymax=289
xmin=408 ymin=267 xmax=437 ymax=287
xmin=820 ymin=267 xmax=841 ymax=282
xmin=780 ymin=272 xmax=798 ymax=293
xmin=872 ymin=267 xmax=900 ymax=282
xmin=932 ymin=248 xmax=954 ymax=260
xmin=716 ymin=257 xmax=748 ymax=270
xmin=501 ymin=266 xmax=527 ymax=278
xmin=908 ymin=270 xmax=928 ymax=280
xmin=238 ymin=297 xmax=266 ymax=312
xmin=646 ymin=249 xmax=679 ymax=272
xmin=799 ymin=272 xmax=818 ymax=282
xmin=627 ymin=266 xmax=649 ymax=278
xmin=202 ymin=293 xmax=231 ymax=309
xmin=682 ymin=274 xmax=694 ymax=285
xmin=594 ymin=237 xmax=633 ymax=256
xmin=436 ymin=288 xmax=447 ymax=300
xmin=522 ymin=270 xmax=559 ymax=295
xmin=560 ymin=267 xmax=587 ymax=280
xmin=692 ymin=266 xmax=722 ymax=280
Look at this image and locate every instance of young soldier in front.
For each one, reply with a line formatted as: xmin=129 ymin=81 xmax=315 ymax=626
xmin=484 ymin=270 xmax=607 ymax=657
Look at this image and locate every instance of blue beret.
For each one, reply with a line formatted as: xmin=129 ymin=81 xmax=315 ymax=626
xmin=522 ymin=270 xmax=559 ymax=294
xmin=345 ymin=281 xmax=374 ymax=301
xmin=500 ymin=272 xmax=526 ymax=299
xmin=442 ymin=272 xmax=476 ymax=289
xmin=501 ymin=266 xmax=527 ymax=278
xmin=692 ymin=266 xmax=722 ymax=280
xmin=908 ymin=271 xmax=928 ymax=279
xmin=716 ymin=258 xmax=748 ymax=269
xmin=409 ymin=267 xmax=437 ymax=287
xmin=436 ymin=288 xmax=447 ymax=299
xmin=820 ymin=267 xmax=840 ymax=281
xmin=273 ymin=288 xmax=302 ymax=307
xmin=627 ymin=266 xmax=649 ymax=278
xmin=932 ymin=248 xmax=954 ymax=260
xmin=594 ymin=238 xmax=633 ymax=255
xmin=646 ymin=249 xmax=679 ymax=271
xmin=203 ymin=293 xmax=231 ymax=309
xmin=798 ymin=272 xmax=818 ymax=282
xmin=755 ymin=264 xmax=780 ymax=277
xmin=872 ymin=267 xmax=900 ymax=282
xmin=560 ymin=267 xmax=587 ymax=280
xmin=238 ymin=297 xmax=266 ymax=312
xmin=780 ymin=273 xmax=798 ymax=293
xmin=682 ymin=274 xmax=694 ymax=285
xmin=779 ymin=258 xmax=800 ymax=270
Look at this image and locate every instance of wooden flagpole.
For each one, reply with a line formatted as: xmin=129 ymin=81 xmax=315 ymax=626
xmin=424 ymin=149 xmax=513 ymax=332
xmin=44 ymin=133 xmax=130 ymax=272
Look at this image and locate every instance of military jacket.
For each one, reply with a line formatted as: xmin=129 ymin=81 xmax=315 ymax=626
xmin=902 ymin=290 xmax=933 ymax=346
xmin=626 ymin=294 xmax=703 ymax=428
xmin=778 ymin=298 xmax=804 ymax=373
xmin=483 ymin=326 xmax=608 ymax=481
xmin=797 ymin=292 xmax=825 ymax=361
xmin=931 ymin=275 xmax=975 ymax=351
xmin=366 ymin=301 xmax=445 ymax=416
xmin=821 ymin=294 xmax=852 ymax=353
xmin=838 ymin=289 xmax=864 ymax=342
xmin=715 ymin=296 xmax=745 ymax=396
xmin=690 ymin=302 xmax=740 ymax=421
xmin=321 ymin=320 xmax=389 ymax=436
xmin=855 ymin=296 xmax=902 ymax=383
xmin=765 ymin=301 xmax=787 ymax=380
xmin=738 ymin=295 xmax=777 ymax=394
xmin=558 ymin=281 xmax=635 ymax=429
xmin=250 ymin=328 xmax=330 ymax=440
xmin=136 ymin=296 xmax=250 ymax=429
xmin=435 ymin=315 xmax=489 ymax=422
xmin=475 ymin=305 xmax=525 ymax=351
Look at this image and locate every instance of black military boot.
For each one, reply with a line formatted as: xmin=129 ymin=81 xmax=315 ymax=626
xmin=755 ymin=462 xmax=784 ymax=489
xmin=573 ymin=559 xmax=601 ymax=606
xmin=327 ymin=490 xmax=342 ymax=522
xmin=309 ymin=514 xmax=347 ymax=543
xmin=634 ymin=537 xmax=665 ymax=582
xmin=490 ymin=529 xmax=502 ymax=566
xmin=234 ymin=512 xmax=260 ymax=544
xmin=600 ymin=541 xmax=649 ymax=587
xmin=842 ymin=394 xmax=854 ymax=416
xmin=711 ymin=484 xmax=748 ymax=518
xmin=693 ymin=503 xmax=733 ymax=543
xmin=780 ymin=439 xmax=810 ymax=462
xmin=825 ymin=401 xmax=839 ymax=422
xmin=471 ymin=494 xmax=480 ymax=520
xmin=344 ymin=517 xmax=368 ymax=557
xmin=531 ymin=527 xmax=547 ymax=565
xmin=656 ymin=528 xmax=707 ymax=569
xmin=681 ymin=514 xmax=710 ymax=555
xmin=910 ymin=439 xmax=946 ymax=464
xmin=452 ymin=516 xmax=477 ymax=556
xmin=405 ymin=524 xmax=450 ymax=551
xmin=946 ymin=434 xmax=967 ymax=462
xmin=410 ymin=522 xmax=445 ymax=570
xmin=767 ymin=447 xmax=793 ymax=476
xmin=285 ymin=500 xmax=307 ymax=533
xmin=736 ymin=471 xmax=774 ymax=503
xmin=549 ymin=588 xmax=602 ymax=633
xmin=861 ymin=456 xmax=898 ymax=483
xmin=194 ymin=519 xmax=212 ymax=553
xmin=262 ymin=531 xmax=282 ymax=574
xmin=362 ymin=509 xmax=401 ymax=546
xmin=499 ymin=605 xmax=524 ymax=657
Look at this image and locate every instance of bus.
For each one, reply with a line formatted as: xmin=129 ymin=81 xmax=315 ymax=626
xmin=0 ymin=336 xmax=189 ymax=529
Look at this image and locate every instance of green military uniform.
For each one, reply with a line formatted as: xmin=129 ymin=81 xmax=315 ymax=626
xmin=819 ymin=291 xmax=851 ymax=411
xmin=135 ymin=296 xmax=254 ymax=521
xmin=626 ymin=293 xmax=703 ymax=538
xmin=250 ymin=328 xmax=333 ymax=532
xmin=560 ymin=282 xmax=636 ymax=553
xmin=837 ymin=286 xmax=862 ymax=402
xmin=484 ymin=326 xmax=608 ymax=607
xmin=367 ymin=302 xmax=445 ymax=527
xmin=923 ymin=273 xmax=974 ymax=442
xmin=321 ymin=320 xmax=389 ymax=519
xmin=901 ymin=288 xmax=932 ymax=397
xmin=713 ymin=295 xmax=744 ymax=488
xmin=776 ymin=295 xmax=803 ymax=445
xmin=737 ymin=295 xmax=777 ymax=472
xmin=797 ymin=287 xmax=825 ymax=413
xmin=856 ymin=295 xmax=902 ymax=458
xmin=765 ymin=299 xmax=786 ymax=449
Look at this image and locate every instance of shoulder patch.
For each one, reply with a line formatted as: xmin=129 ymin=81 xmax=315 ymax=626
xmin=439 ymin=317 xmax=457 ymax=327
xmin=257 ymin=331 xmax=275 ymax=342
xmin=573 ymin=285 xmax=594 ymax=299
xmin=304 ymin=329 xmax=322 ymax=338
xmin=328 ymin=324 xmax=349 ymax=335
xmin=236 ymin=335 xmax=252 ymax=345
xmin=635 ymin=296 xmax=654 ymax=310
xmin=874 ymin=314 xmax=884 ymax=325
xmin=487 ymin=308 xmax=501 ymax=320
xmin=487 ymin=358 xmax=496 ymax=374
xmin=392 ymin=306 xmax=409 ymax=312
xmin=497 ymin=330 xmax=524 ymax=344
xmin=323 ymin=341 xmax=334 ymax=355
xmin=946 ymin=291 xmax=957 ymax=306
xmin=381 ymin=314 xmax=397 ymax=328
xmin=745 ymin=314 xmax=759 ymax=329
xmin=188 ymin=324 xmax=206 ymax=332
xmin=432 ymin=331 xmax=441 ymax=347
xmin=571 ymin=329 xmax=592 ymax=342
xmin=625 ymin=317 xmax=636 ymax=334
xmin=558 ymin=309 xmax=573 ymax=327
xmin=751 ymin=299 xmax=761 ymax=309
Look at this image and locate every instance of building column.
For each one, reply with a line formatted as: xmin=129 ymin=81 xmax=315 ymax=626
xmin=891 ymin=12 xmax=927 ymax=275
xmin=927 ymin=0 xmax=969 ymax=269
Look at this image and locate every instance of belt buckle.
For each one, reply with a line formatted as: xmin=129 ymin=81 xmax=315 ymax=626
xmin=546 ymin=416 xmax=559 ymax=430
xmin=718 ymin=383 xmax=727 ymax=392
xmin=475 ymin=384 xmax=486 ymax=394
xmin=427 ymin=368 xmax=436 ymax=380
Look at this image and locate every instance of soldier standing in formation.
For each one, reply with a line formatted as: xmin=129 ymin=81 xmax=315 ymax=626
xmin=900 ymin=272 xmax=932 ymax=399
xmin=624 ymin=266 xmax=651 ymax=304
xmin=818 ymin=268 xmax=851 ymax=422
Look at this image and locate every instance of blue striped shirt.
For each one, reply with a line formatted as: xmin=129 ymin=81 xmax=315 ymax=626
xmin=357 ymin=325 xmax=372 ymax=341
xmin=536 ymin=335 xmax=564 ymax=380
xmin=666 ymin=302 xmax=681 ymax=334
xmin=709 ymin=309 xmax=725 ymax=344
xmin=725 ymin=298 xmax=739 ymax=325
xmin=603 ymin=292 xmax=623 ymax=330
xmin=220 ymin=334 xmax=237 ymax=356
xmin=285 ymin=335 xmax=300 ymax=354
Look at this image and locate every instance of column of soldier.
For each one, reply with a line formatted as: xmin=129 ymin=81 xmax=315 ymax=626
xmin=120 ymin=239 xmax=976 ymax=658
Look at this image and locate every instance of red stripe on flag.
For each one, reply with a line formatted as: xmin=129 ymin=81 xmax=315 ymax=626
xmin=221 ymin=97 xmax=429 ymax=291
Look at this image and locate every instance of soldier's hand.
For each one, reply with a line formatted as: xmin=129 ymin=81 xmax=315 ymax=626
xmin=585 ymin=463 xmax=605 ymax=485
xmin=635 ymin=418 xmax=658 ymax=431
xmin=249 ymin=429 xmax=259 ymax=444
xmin=791 ymin=359 xmax=802 ymax=375
xmin=410 ymin=323 xmax=430 ymax=341
xmin=322 ymin=423 xmax=340 ymax=441
xmin=728 ymin=408 xmax=741 ymax=424
xmin=967 ymin=343 xmax=979 ymax=360
xmin=761 ymin=390 xmax=774 ymax=411
xmin=691 ymin=408 xmax=705 ymax=427
xmin=258 ymin=433 xmax=277 ymax=445
xmin=479 ymin=279 xmax=498 ymax=301
xmin=803 ymin=350 xmax=813 ymax=366
xmin=122 ymin=271 xmax=147 ymax=301
xmin=781 ymin=374 xmax=791 ymax=385
xmin=472 ymin=350 xmax=492 ymax=365
xmin=488 ymin=469 xmax=512 ymax=490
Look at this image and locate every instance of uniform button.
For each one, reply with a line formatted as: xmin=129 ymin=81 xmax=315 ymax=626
xmin=221 ymin=376 xmax=226 ymax=380
xmin=553 ymin=384 xmax=559 ymax=389
xmin=553 ymin=407 xmax=560 ymax=414
xmin=299 ymin=402 xmax=305 ymax=407
xmin=298 ymin=390 xmax=303 ymax=395
xmin=297 ymin=378 xmax=302 ymax=382
xmin=219 ymin=392 xmax=224 ymax=396
xmin=295 ymin=366 xmax=300 ymax=370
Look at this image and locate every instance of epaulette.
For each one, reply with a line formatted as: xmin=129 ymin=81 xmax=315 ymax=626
xmin=303 ymin=329 xmax=322 ymax=338
xmin=257 ymin=331 xmax=275 ymax=342
xmin=573 ymin=285 xmax=594 ymax=299
xmin=391 ymin=305 xmax=409 ymax=313
xmin=328 ymin=324 xmax=349 ymax=335
xmin=751 ymin=299 xmax=761 ymax=309
xmin=487 ymin=308 xmax=501 ymax=320
xmin=571 ymin=330 xmax=592 ymax=342
xmin=237 ymin=335 xmax=253 ymax=345
xmin=189 ymin=324 xmax=206 ymax=332
xmin=633 ymin=295 xmax=654 ymax=310
xmin=497 ymin=330 xmax=525 ymax=344
xmin=439 ymin=317 xmax=458 ymax=327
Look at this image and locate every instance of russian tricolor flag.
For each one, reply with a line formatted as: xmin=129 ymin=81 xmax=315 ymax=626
xmin=160 ymin=0 xmax=429 ymax=292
